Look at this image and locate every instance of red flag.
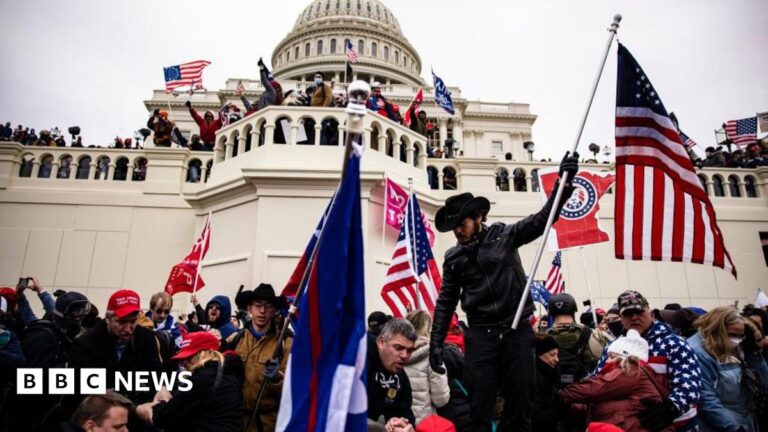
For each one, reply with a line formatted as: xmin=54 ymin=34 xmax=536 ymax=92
xmin=165 ymin=216 xmax=211 ymax=295
xmin=539 ymin=168 xmax=615 ymax=251
xmin=403 ymin=87 xmax=424 ymax=127
xmin=384 ymin=178 xmax=435 ymax=247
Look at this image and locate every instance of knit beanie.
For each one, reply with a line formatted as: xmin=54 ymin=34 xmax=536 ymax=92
xmin=607 ymin=329 xmax=649 ymax=361
xmin=536 ymin=335 xmax=559 ymax=356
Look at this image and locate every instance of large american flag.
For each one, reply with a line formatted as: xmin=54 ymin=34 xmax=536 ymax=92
xmin=614 ymin=44 xmax=736 ymax=277
xmin=724 ymin=117 xmax=757 ymax=147
xmin=163 ymin=60 xmax=211 ymax=92
xmin=381 ymin=193 xmax=441 ymax=317
xmin=545 ymin=252 xmax=565 ymax=295
xmin=345 ymin=40 xmax=359 ymax=64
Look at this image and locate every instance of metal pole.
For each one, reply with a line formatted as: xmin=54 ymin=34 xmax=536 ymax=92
xmin=188 ymin=212 xmax=211 ymax=314
xmin=408 ymin=177 xmax=421 ymax=310
xmin=512 ymin=14 xmax=621 ymax=329
xmin=578 ymin=247 xmax=599 ymax=328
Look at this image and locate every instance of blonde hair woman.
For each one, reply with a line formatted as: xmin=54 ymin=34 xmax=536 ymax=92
xmin=404 ymin=310 xmax=451 ymax=425
xmin=687 ymin=306 xmax=759 ymax=432
xmin=136 ymin=331 xmax=244 ymax=432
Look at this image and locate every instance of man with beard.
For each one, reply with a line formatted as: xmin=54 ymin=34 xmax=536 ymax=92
xmin=193 ymin=294 xmax=238 ymax=341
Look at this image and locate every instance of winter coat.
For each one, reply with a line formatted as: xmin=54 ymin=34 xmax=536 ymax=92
xmin=234 ymin=326 xmax=293 ymax=432
xmin=188 ymin=106 xmax=222 ymax=145
xmin=595 ymin=320 xmax=701 ymax=429
xmin=311 ymin=82 xmax=333 ymax=107
xmin=152 ymin=355 xmax=244 ymax=432
xmin=559 ymin=361 xmax=672 ymax=432
xmin=404 ymin=336 xmax=450 ymax=424
xmin=437 ymin=343 xmax=471 ymax=432
xmin=367 ymin=335 xmax=416 ymax=425
xmin=204 ymin=295 xmax=237 ymax=341
xmin=147 ymin=115 xmax=174 ymax=146
xmin=432 ymin=184 xmax=574 ymax=343
xmin=532 ymin=359 xmax=560 ymax=432
xmin=688 ymin=332 xmax=758 ymax=432
xmin=367 ymin=94 xmax=396 ymax=121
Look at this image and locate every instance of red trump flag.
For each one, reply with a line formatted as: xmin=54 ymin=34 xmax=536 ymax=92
xmin=165 ymin=216 xmax=211 ymax=295
xmin=539 ymin=168 xmax=615 ymax=251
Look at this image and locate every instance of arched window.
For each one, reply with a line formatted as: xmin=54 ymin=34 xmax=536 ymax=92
xmin=404 ymin=56 xmax=408 ymax=68
xmin=531 ymin=169 xmax=540 ymax=192
xmin=132 ymin=158 xmax=148 ymax=181
xmin=395 ymin=50 xmax=399 ymax=64
xmin=187 ymin=159 xmax=202 ymax=183
xmin=371 ymin=42 xmax=377 ymax=58
xmin=698 ymin=174 xmax=709 ymax=194
xmin=728 ymin=175 xmax=741 ymax=197
xmin=19 ymin=155 xmax=33 ymax=177
xmin=712 ymin=175 xmax=725 ymax=197
xmin=76 ymin=156 xmax=91 ymax=180
xmin=286 ymin=50 xmax=291 ymax=61
xmin=58 ymin=156 xmax=72 ymax=179
xmin=745 ymin=175 xmax=758 ymax=198
xmin=38 ymin=155 xmax=53 ymax=178
xmin=294 ymin=46 xmax=299 ymax=60
xmin=358 ymin=39 xmax=364 ymax=56
xmin=496 ymin=168 xmax=510 ymax=191
xmin=383 ymin=46 xmax=389 ymax=60
xmin=317 ymin=40 xmax=324 ymax=55
xmin=427 ymin=166 xmax=439 ymax=190
xmin=330 ymin=39 xmax=337 ymax=54
xmin=513 ymin=168 xmax=527 ymax=191
xmin=113 ymin=157 xmax=129 ymax=181
xmin=443 ymin=167 xmax=457 ymax=190
xmin=305 ymin=42 xmax=311 ymax=57
xmin=95 ymin=156 xmax=110 ymax=180
xmin=356 ymin=0 xmax=361 ymax=10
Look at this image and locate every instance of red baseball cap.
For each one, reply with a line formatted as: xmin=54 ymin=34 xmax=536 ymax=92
xmin=172 ymin=331 xmax=220 ymax=361
xmin=107 ymin=289 xmax=141 ymax=318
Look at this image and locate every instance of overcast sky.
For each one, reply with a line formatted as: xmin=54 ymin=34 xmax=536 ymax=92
xmin=1 ymin=0 xmax=766 ymax=159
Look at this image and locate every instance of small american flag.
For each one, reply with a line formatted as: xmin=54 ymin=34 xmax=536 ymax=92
xmin=614 ymin=44 xmax=735 ymax=277
xmin=164 ymin=60 xmax=211 ymax=92
xmin=345 ymin=40 xmax=359 ymax=64
xmin=545 ymin=252 xmax=565 ymax=295
xmin=381 ymin=193 xmax=441 ymax=317
xmin=236 ymin=80 xmax=245 ymax=94
xmin=678 ymin=130 xmax=698 ymax=150
xmin=724 ymin=117 xmax=757 ymax=147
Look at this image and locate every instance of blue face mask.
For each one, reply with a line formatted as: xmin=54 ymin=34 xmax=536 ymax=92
xmin=314 ymin=78 xmax=323 ymax=85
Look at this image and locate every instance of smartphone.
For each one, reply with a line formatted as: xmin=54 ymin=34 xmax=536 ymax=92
xmin=17 ymin=277 xmax=31 ymax=287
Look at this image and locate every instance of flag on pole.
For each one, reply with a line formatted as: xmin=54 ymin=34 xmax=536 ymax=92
xmin=724 ymin=117 xmax=758 ymax=147
xmin=346 ymin=62 xmax=353 ymax=80
xmin=530 ymin=280 xmax=551 ymax=307
xmin=384 ymin=178 xmax=435 ymax=247
xmin=276 ymin=145 xmax=367 ymax=432
xmin=614 ymin=44 xmax=736 ymax=277
xmin=163 ymin=60 xmax=211 ymax=92
xmin=432 ymin=70 xmax=455 ymax=115
xmin=164 ymin=216 xmax=211 ymax=295
xmin=545 ymin=252 xmax=565 ymax=295
xmin=678 ymin=131 xmax=698 ymax=150
xmin=403 ymin=87 xmax=424 ymax=127
xmin=281 ymin=201 xmax=332 ymax=303
xmin=538 ymin=168 xmax=615 ymax=251
xmin=345 ymin=40 xmax=359 ymax=64
xmin=236 ymin=80 xmax=246 ymax=95
xmin=381 ymin=193 xmax=442 ymax=318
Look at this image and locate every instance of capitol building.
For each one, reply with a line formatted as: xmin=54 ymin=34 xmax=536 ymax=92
xmin=1 ymin=0 xmax=766 ymax=317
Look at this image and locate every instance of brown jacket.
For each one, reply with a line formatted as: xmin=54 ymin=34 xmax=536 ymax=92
xmin=310 ymin=83 xmax=333 ymax=107
xmin=234 ymin=327 xmax=293 ymax=432
xmin=558 ymin=361 xmax=673 ymax=432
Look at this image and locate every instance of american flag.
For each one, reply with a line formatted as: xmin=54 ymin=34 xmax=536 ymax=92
xmin=345 ymin=40 xmax=359 ymax=64
xmin=678 ymin=130 xmax=697 ymax=150
xmin=614 ymin=44 xmax=736 ymax=277
xmin=236 ymin=80 xmax=245 ymax=94
xmin=163 ymin=60 xmax=211 ymax=92
xmin=381 ymin=193 xmax=441 ymax=317
xmin=724 ymin=117 xmax=757 ymax=147
xmin=545 ymin=252 xmax=565 ymax=295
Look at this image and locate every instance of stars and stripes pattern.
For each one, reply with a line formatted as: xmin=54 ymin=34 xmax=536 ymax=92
xmin=678 ymin=130 xmax=698 ymax=150
xmin=236 ymin=80 xmax=246 ymax=95
xmin=163 ymin=60 xmax=211 ymax=92
xmin=596 ymin=321 xmax=701 ymax=427
xmin=724 ymin=116 xmax=758 ymax=146
xmin=381 ymin=193 xmax=441 ymax=317
xmin=544 ymin=251 xmax=565 ymax=295
xmin=345 ymin=40 xmax=359 ymax=64
xmin=613 ymin=44 xmax=736 ymax=277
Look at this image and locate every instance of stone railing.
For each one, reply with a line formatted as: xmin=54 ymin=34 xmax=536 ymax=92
xmin=0 ymin=143 xmax=215 ymax=192
xmin=213 ymin=105 xmax=431 ymax=168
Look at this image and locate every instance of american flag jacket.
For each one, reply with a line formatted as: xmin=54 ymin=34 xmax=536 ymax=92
xmin=596 ymin=320 xmax=701 ymax=430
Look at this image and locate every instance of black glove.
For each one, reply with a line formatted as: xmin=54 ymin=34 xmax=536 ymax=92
xmin=558 ymin=151 xmax=580 ymax=182
xmin=638 ymin=399 xmax=678 ymax=432
xmin=429 ymin=345 xmax=446 ymax=375
xmin=153 ymin=108 xmax=160 ymax=116
xmin=264 ymin=359 xmax=279 ymax=381
xmin=185 ymin=100 xmax=191 ymax=108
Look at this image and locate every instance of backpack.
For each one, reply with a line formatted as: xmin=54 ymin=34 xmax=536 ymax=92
xmin=554 ymin=326 xmax=593 ymax=385
xmin=23 ymin=319 xmax=71 ymax=368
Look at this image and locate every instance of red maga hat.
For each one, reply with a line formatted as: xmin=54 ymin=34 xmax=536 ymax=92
xmin=172 ymin=331 xmax=220 ymax=361
xmin=107 ymin=289 xmax=141 ymax=318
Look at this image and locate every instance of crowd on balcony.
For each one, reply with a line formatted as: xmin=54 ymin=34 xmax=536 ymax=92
xmin=693 ymin=144 xmax=768 ymax=169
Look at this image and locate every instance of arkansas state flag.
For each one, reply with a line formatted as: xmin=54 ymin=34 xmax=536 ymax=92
xmin=165 ymin=216 xmax=211 ymax=295
xmin=276 ymin=144 xmax=367 ymax=431
xmin=384 ymin=178 xmax=435 ymax=246
xmin=403 ymin=87 xmax=423 ymax=127
xmin=539 ymin=168 xmax=615 ymax=251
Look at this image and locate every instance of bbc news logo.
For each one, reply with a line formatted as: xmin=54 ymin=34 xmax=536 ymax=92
xmin=17 ymin=369 xmax=193 ymax=395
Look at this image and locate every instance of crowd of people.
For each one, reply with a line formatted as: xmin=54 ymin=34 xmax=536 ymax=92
xmin=693 ymin=144 xmax=768 ymax=169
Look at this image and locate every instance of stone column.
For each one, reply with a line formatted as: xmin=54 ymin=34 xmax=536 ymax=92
xmin=250 ymin=129 xmax=260 ymax=147
xmin=393 ymin=138 xmax=401 ymax=161
xmin=439 ymin=120 xmax=448 ymax=148
xmin=51 ymin=161 xmax=60 ymax=179
xmin=314 ymin=123 xmax=322 ymax=145
xmin=406 ymin=143 xmax=414 ymax=166
xmin=264 ymin=124 xmax=275 ymax=145
xmin=214 ymin=142 xmax=225 ymax=163
xmin=706 ymin=180 xmax=714 ymax=196
xmin=452 ymin=120 xmax=463 ymax=154
xmin=127 ymin=164 xmax=135 ymax=181
xmin=238 ymin=136 xmax=247 ymax=154
xmin=525 ymin=175 xmax=532 ymax=192
xmin=378 ymin=135 xmax=387 ymax=154
xmin=364 ymin=128 xmax=372 ymax=149
xmin=31 ymin=161 xmax=41 ymax=178
xmin=108 ymin=163 xmax=116 ymax=181
xmin=417 ymin=152 xmax=427 ymax=169
xmin=225 ymin=141 xmax=234 ymax=160
xmin=438 ymin=172 xmax=445 ymax=190
xmin=90 ymin=162 xmax=98 ymax=180
xmin=200 ymin=164 xmax=208 ymax=183
xmin=290 ymin=125 xmax=299 ymax=145
xmin=338 ymin=125 xmax=346 ymax=145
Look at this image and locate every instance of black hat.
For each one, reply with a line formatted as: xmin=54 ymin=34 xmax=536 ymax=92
xmin=368 ymin=311 xmax=387 ymax=327
xmin=435 ymin=193 xmax=490 ymax=233
xmin=54 ymin=292 xmax=91 ymax=319
xmin=548 ymin=293 xmax=577 ymax=317
xmin=536 ymin=335 xmax=559 ymax=355
xmin=243 ymin=283 xmax=286 ymax=309
xmin=617 ymin=290 xmax=650 ymax=314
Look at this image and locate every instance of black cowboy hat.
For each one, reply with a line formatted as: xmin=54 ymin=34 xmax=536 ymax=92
xmin=435 ymin=192 xmax=490 ymax=233
xmin=241 ymin=283 xmax=287 ymax=309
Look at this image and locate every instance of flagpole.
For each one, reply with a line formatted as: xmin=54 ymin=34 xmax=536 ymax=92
xmin=578 ymin=247 xmax=599 ymax=328
xmin=188 ymin=211 xmax=211 ymax=314
xmin=513 ymin=14 xmax=621 ymax=329
xmin=430 ymin=67 xmax=442 ymax=155
xmin=382 ymin=176 xmax=388 ymax=260
xmin=408 ymin=177 xmax=421 ymax=310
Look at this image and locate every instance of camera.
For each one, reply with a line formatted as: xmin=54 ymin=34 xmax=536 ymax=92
xmin=17 ymin=277 xmax=31 ymax=289
xmin=582 ymin=299 xmax=592 ymax=307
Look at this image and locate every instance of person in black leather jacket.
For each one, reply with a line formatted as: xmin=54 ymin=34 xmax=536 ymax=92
xmin=428 ymin=151 xmax=578 ymax=432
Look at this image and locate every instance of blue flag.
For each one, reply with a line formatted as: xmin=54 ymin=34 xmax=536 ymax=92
xmin=432 ymin=70 xmax=455 ymax=115
xmin=530 ymin=280 xmax=551 ymax=308
xmin=276 ymin=150 xmax=367 ymax=431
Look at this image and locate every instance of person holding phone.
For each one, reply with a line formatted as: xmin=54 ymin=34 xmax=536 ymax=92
xmin=15 ymin=276 xmax=55 ymax=324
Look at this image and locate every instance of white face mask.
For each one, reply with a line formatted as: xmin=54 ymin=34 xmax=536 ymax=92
xmin=729 ymin=337 xmax=743 ymax=347
xmin=314 ymin=78 xmax=323 ymax=85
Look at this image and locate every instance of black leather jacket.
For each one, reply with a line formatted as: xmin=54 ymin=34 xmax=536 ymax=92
xmin=431 ymin=182 xmax=574 ymax=346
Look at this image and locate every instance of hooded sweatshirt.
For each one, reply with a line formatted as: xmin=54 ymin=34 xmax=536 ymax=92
xmin=206 ymin=296 xmax=237 ymax=340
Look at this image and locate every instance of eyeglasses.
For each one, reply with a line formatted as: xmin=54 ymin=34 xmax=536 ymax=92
xmin=62 ymin=300 xmax=91 ymax=320
xmin=250 ymin=302 xmax=274 ymax=311
xmin=620 ymin=309 xmax=644 ymax=318
xmin=208 ymin=304 xmax=221 ymax=311
xmin=154 ymin=308 xmax=171 ymax=315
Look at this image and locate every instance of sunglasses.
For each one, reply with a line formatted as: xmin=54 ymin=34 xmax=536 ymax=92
xmin=154 ymin=308 xmax=171 ymax=315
